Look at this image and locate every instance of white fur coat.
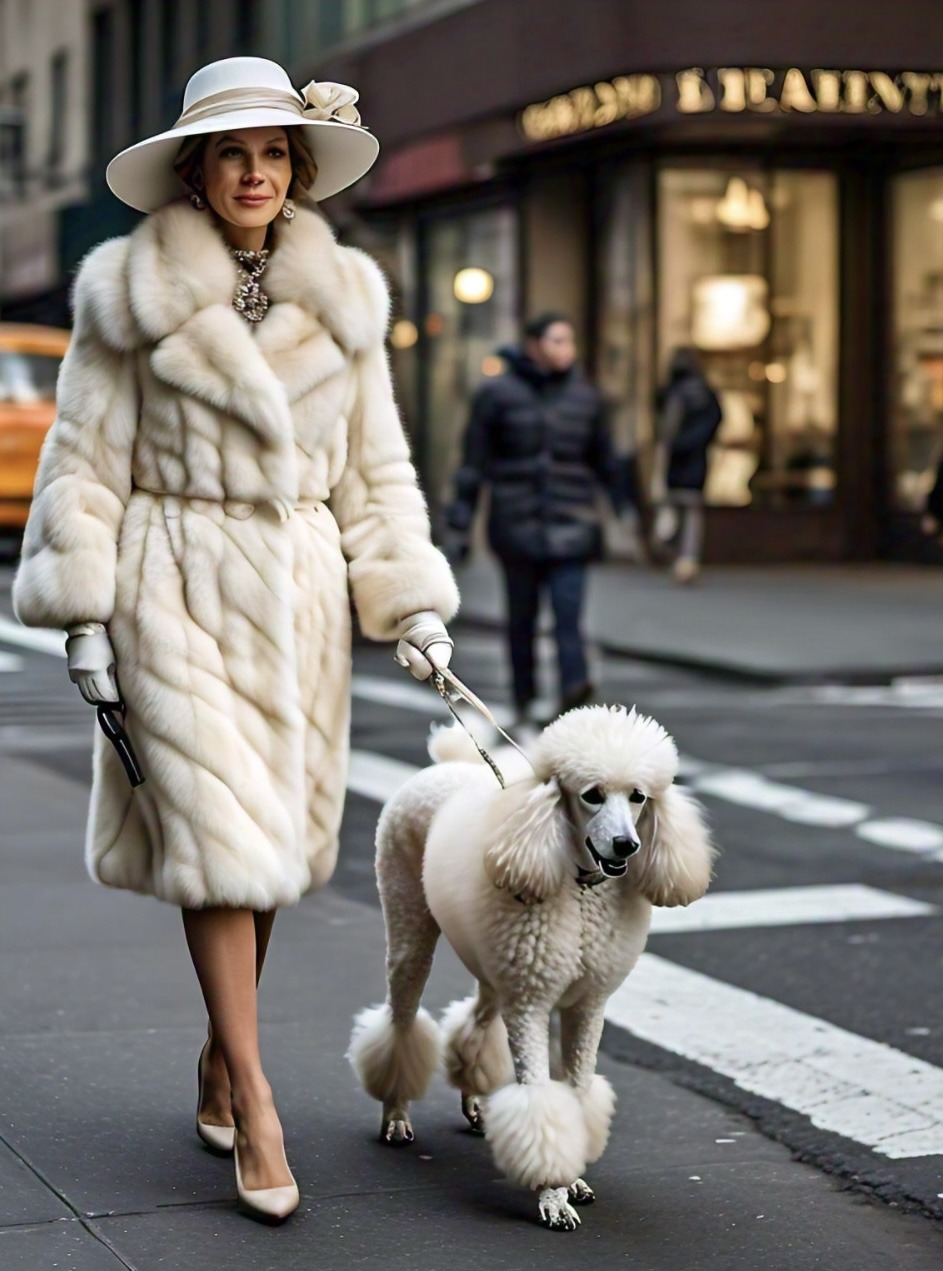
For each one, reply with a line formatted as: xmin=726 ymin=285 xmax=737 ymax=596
xmin=13 ymin=200 xmax=459 ymax=909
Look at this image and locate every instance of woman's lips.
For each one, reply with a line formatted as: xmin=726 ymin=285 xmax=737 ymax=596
xmin=235 ymin=195 xmax=270 ymax=206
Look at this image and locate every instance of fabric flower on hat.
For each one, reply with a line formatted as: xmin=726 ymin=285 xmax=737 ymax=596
xmin=301 ymin=81 xmax=362 ymax=126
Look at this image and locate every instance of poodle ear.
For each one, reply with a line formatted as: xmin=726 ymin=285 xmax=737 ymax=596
xmin=634 ymin=783 xmax=716 ymax=907
xmin=483 ymin=777 xmax=570 ymax=903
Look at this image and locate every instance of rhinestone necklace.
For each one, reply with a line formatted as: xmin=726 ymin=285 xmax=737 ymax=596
xmin=229 ymin=247 xmax=270 ymax=324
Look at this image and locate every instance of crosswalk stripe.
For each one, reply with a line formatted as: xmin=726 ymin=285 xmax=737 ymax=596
xmin=689 ymin=767 xmax=869 ymax=827
xmin=0 ymin=616 xmax=65 ymax=658
xmin=347 ymin=750 xmax=420 ymax=804
xmin=650 ymin=883 xmax=935 ymax=933
xmin=606 ymin=953 xmax=943 ymax=1159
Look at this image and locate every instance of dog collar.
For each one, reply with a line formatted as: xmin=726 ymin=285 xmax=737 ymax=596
xmin=576 ymin=867 xmax=608 ymax=889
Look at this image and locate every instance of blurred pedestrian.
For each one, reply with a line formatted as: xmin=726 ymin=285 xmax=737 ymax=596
xmin=921 ymin=451 xmax=943 ymax=547
xmin=12 ymin=57 xmax=458 ymax=1222
xmin=651 ymin=347 xmax=722 ymax=584
xmin=446 ymin=312 xmax=630 ymax=726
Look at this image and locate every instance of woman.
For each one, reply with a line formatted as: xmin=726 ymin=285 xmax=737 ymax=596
xmin=651 ymin=347 xmax=722 ymax=584
xmin=446 ymin=313 xmax=628 ymax=726
xmin=13 ymin=57 xmax=458 ymax=1221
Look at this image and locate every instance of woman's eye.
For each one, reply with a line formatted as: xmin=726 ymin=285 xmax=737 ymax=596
xmin=580 ymin=785 xmax=605 ymax=807
xmin=221 ymin=147 xmax=242 ymax=158
xmin=267 ymin=148 xmax=286 ymax=158
xmin=629 ymin=789 xmax=646 ymax=805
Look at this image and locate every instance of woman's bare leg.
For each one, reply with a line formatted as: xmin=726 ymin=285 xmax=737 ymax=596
xmin=199 ymin=909 xmax=278 ymax=1128
xmin=183 ymin=907 xmax=292 ymax=1190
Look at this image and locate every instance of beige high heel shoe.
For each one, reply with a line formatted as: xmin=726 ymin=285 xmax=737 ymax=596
xmin=233 ymin=1140 xmax=299 ymax=1221
xmin=196 ymin=1041 xmax=235 ymax=1155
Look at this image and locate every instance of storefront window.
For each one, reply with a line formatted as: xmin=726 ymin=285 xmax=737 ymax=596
xmin=891 ymin=169 xmax=943 ymax=512
xmin=596 ymin=164 xmax=654 ymax=463
xmin=658 ymin=167 xmax=838 ymax=508
xmin=421 ymin=205 xmax=519 ymax=514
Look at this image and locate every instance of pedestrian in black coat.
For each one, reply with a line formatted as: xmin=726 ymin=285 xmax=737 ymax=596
xmin=446 ymin=313 xmax=629 ymax=723
xmin=921 ymin=452 xmax=943 ymax=546
xmin=651 ymin=347 xmax=723 ymax=584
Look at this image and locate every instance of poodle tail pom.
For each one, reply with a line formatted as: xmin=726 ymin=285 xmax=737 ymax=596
xmin=427 ymin=720 xmax=486 ymax=766
xmin=441 ymin=996 xmax=515 ymax=1095
xmin=484 ymin=1080 xmax=588 ymax=1190
xmin=347 ymin=1003 xmax=442 ymax=1103
xmin=579 ymin=1074 xmax=616 ymax=1163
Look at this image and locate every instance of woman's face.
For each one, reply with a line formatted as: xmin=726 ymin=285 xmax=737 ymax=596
xmin=200 ymin=126 xmax=293 ymax=232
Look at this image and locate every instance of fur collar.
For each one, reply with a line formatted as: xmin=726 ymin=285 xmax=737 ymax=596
xmin=74 ymin=200 xmax=390 ymax=449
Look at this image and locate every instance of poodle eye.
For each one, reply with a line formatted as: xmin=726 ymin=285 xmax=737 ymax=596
xmin=580 ymin=785 xmax=605 ymax=807
xmin=629 ymin=789 xmax=647 ymax=804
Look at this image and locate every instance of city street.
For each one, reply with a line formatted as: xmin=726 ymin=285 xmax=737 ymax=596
xmin=2 ymin=560 xmax=943 ymax=1269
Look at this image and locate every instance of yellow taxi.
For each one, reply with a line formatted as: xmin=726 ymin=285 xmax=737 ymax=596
xmin=0 ymin=323 xmax=70 ymax=530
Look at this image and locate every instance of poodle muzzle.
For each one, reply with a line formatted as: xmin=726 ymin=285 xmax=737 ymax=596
xmin=581 ymin=794 xmax=642 ymax=879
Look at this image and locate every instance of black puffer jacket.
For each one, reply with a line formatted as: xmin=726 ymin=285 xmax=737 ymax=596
xmin=656 ymin=364 xmax=723 ymax=493
xmin=447 ymin=348 xmax=626 ymax=562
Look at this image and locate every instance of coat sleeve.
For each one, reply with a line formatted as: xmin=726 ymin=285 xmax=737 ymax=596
xmin=586 ymin=398 xmax=630 ymax=514
xmin=12 ymin=244 xmax=139 ymax=630
xmin=445 ymin=384 xmax=494 ymax=534
xmin=330 ymin=339 xmax=460 ymax=642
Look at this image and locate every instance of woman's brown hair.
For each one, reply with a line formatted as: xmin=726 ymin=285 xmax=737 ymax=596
xmin=173 ymin=129 xmax=318 ymax=201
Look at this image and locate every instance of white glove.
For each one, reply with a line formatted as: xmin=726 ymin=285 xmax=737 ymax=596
xmin=394 ymin=611 xmax=454 ymax=682
xmin=65 ymin=623 xmax=121 ymax=705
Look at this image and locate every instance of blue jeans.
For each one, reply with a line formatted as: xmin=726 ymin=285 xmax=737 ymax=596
xmin=500 ymin=557 xmax=590 ymax=711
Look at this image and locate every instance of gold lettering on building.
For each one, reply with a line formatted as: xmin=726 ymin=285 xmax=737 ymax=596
xmin=676 ymin=68 xmax=715 ymax=113
xmin=901 ymin=71 xmax=932 ymax=115
xmin=717 ymin=68 xmax=747 ymax=112
xmin=779 ymin=68 xmax=817 ymax=113
xmin=811 ymin=69 xmax=842 ymax=112
xmin=842 ymin=70 xmax=871 ymax=113
xmin=519 ymin=67 xmax=943 ymax=141
xmin=868 ymin=71 xmax=905 ymax=113
xmin=745 ymin=68 xmax=777 ymax=112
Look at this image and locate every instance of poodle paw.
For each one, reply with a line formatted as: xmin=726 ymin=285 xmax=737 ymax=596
xmin=381 ymin=1108 xmax=415 ymax=1145
xmin=538 ymin=1187 xmax=581 ymax=1231
xmin=568 ymin=1178 xmax=596 ymax=1206
xmin=462 ymin=1094 xmax=486 ymax=1135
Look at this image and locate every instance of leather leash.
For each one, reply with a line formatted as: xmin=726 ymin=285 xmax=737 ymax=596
xmin=430 ymin=665 xmax=537 ymax=789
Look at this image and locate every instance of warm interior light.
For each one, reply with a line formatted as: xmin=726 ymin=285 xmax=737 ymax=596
xmin=716 ymin=177 xmax=770 ymax=232
xmin=765 ymin=362 xmax=787 ymax=383
xmin=929 ymin=197 xmax=943 ymax=224
xmin=390 ymin=319 xmax=418 ymax=349
xmin=453 ymin=267 xmax=494 ymax=304
xmin=480 ymin=355 xmax=504 ymax=377
xmin=691 ymin=275 xmax=771 ymax=350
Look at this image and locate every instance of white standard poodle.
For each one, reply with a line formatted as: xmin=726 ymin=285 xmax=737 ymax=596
xmin=347 ymin=704 xmax=716 ymax=1231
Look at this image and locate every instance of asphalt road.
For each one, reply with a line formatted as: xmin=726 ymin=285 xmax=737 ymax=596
xmin=2 ymin=561 xmax=943 ymax=1268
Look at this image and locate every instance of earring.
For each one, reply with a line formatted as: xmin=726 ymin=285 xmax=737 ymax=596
xmin=190 ymin=192 xmax=206 ymax=210
xmin=281 ymin=198 xmax=296 ymax=221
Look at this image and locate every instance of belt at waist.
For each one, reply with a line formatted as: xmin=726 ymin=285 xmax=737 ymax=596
xmin=131 ymin=485 xmax=324 ymax=522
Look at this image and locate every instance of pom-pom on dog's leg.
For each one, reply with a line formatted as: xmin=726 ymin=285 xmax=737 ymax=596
xmin=483 ymin=1005 xmax=588 ymax=1230
xmin=560 ymin=999 xmax=616 ymax=1206
xmin=441 ymin=988 xmax=515 ymax=1133
xmin=348 ymin=803 xmax=442 ymax=1145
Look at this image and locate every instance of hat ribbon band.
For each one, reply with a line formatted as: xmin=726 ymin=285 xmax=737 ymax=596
xmin=174 ymin=86 xmax=306 ymax=129
xmin=173 ymin=82 xmax=363 ymax=130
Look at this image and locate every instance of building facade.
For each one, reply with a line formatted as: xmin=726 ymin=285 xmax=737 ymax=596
xmin=317 ymin=0 xmax=943 ymax=562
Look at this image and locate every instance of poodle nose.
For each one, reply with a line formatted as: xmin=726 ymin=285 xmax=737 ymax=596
xmin=611 ymin=834 xmax=641 ymax=860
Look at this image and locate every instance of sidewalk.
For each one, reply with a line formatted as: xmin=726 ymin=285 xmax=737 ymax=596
xmin=2 ymin=750 xmax=943 ymax=1268
xmin=454 ymin=557 xmax=943 ymax=683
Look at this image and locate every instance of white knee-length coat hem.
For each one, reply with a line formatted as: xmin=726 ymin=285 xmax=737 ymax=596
xmin=12 ymin=201 xmax=459 ymax=910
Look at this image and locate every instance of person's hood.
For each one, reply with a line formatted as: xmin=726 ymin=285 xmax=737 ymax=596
xmin=498 ymin=345 xmax=576 ymax=386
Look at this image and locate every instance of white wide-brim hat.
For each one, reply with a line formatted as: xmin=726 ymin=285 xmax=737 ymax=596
xmin=106 ymin=56 xmax=380 ymax=213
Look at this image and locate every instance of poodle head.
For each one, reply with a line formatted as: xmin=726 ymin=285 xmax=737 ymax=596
xmin=484 ymin=705 xmax=715 ymax=906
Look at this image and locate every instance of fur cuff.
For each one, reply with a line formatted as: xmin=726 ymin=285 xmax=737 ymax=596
xmin=440 ymin=996 xmax=515 ymax=1095
xmin=484 ymin=1080 xmax=588 ymax=1190
xmin=579 ymin=1074 xmax=616 ymax=1163
xmin=347 ymin=1003 xmax=442 ymax=1103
